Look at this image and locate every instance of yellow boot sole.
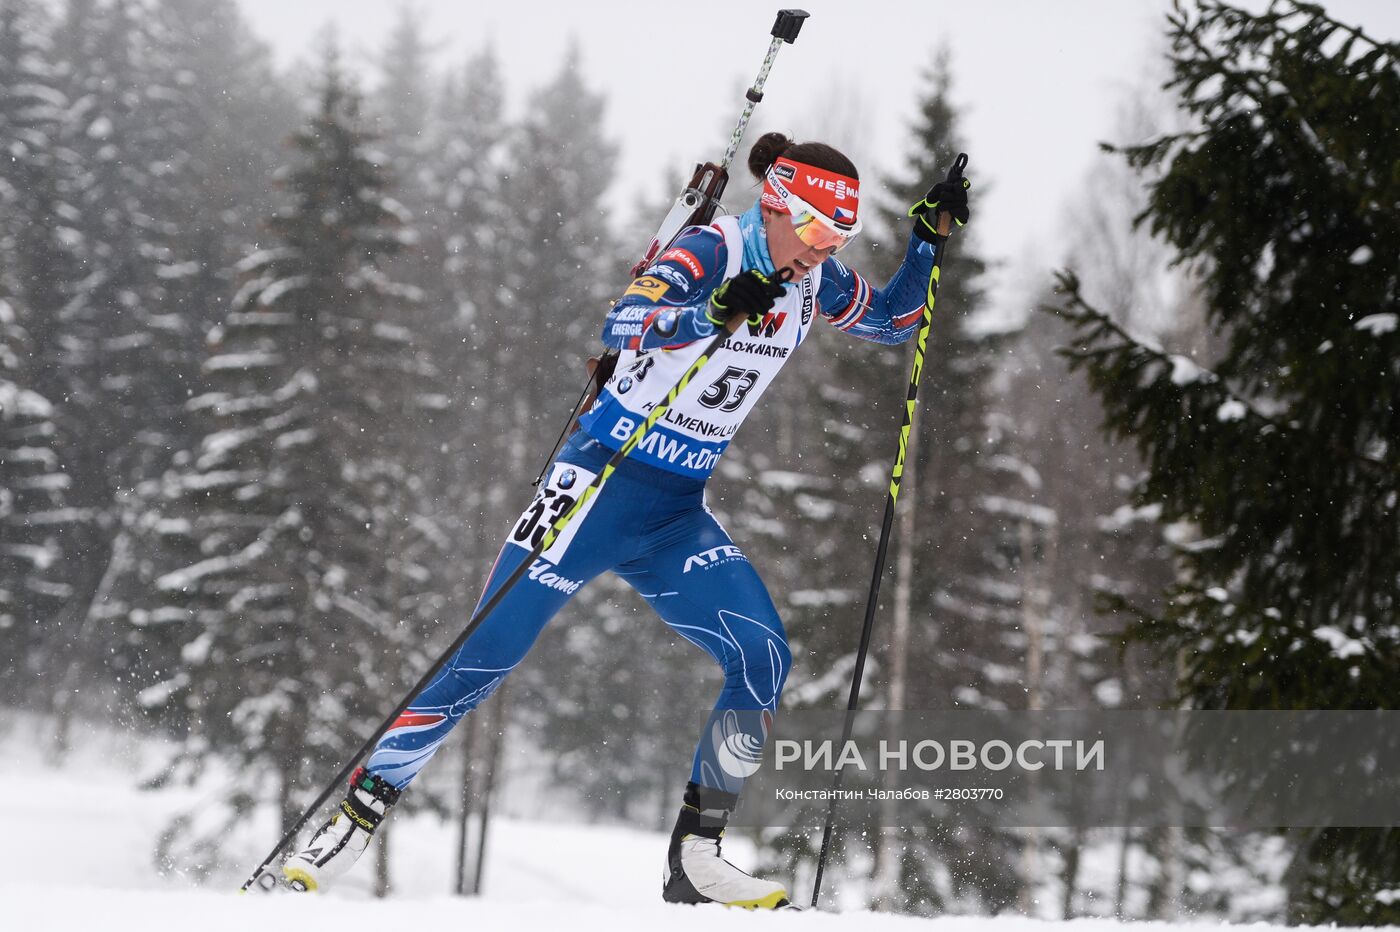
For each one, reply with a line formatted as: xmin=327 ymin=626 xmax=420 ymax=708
xmin=724 ymin=889 xmax=791 ymax=910
xmin=281 ymin=866 xmax=319 ymax=892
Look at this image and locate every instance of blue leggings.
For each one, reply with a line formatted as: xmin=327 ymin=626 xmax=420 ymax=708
xmin=366 ymin=432 xmax=791 ymax=795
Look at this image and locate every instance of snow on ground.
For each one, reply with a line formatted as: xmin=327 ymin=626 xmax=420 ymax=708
xmin=0 ymin=712 xmax=1355 ymax=931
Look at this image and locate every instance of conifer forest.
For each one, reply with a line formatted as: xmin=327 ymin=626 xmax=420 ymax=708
xmin=0 ymin=0 xmax=1395 ymax=924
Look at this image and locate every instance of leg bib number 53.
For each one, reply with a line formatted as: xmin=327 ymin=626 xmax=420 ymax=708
xmin=508 ymin=463 xmax=600 ymax=563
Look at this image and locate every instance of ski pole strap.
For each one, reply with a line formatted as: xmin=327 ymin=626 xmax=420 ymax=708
xmin=720 ymin=9 xmax=810 ymax=171
xmin=945 ymin=151 xmax=968 ymax=182
xmin=933 ymin=152 xmax=970 ymax=238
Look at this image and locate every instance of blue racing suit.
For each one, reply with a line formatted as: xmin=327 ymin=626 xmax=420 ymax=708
xmin=366 ymin=201 xmax=939 ymax=795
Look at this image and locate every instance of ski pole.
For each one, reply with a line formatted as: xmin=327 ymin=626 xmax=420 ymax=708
xmin=720 ymin=8 xmax=808 ymax=172
xmin=534 ymin=8 xmax=811 ymax=488
xmin=633 ymin=7 xmax=810 ymax=276
xmin=239 ymin=286 xmax=785 ymax=893
xmin=808 ymin=154 xmax=970 ymax=909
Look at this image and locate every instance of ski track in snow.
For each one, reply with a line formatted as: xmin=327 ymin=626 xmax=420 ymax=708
xmin=0 ymin=714 xmax=1355 ymax=931
xmin=7 ymin=885 xmax=1337 ymax=932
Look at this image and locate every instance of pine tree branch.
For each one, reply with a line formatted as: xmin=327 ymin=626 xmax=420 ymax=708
xmin=1167 ymin=0 xmax=1393 ymax=216
xmin=1172 ymin=2 xmax=1330 ymax=165
xmin=1046 ymin=269 xmax=1391 ymax=478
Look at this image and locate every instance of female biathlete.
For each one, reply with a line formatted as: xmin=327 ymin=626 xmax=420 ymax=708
xmin=284 ymin=132 xmax=971 ymax=908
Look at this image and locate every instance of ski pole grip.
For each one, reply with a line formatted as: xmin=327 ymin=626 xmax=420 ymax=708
xmin=772 ymin=9 xmax=809 ymax=43
xmin=935 ymin=154 xmax=970 ymax=237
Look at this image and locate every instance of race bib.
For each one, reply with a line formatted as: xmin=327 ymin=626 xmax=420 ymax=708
xmin=507 ymin=462 xmax=599 ymax=562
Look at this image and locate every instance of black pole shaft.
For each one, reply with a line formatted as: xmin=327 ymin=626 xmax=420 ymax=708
xmin=808 ymin=479 xmax=900 ymax=903
xmin=808 ymin=155 xmax=967 ymax=908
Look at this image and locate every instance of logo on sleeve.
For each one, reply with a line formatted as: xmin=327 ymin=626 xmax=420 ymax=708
xmin=647 ymin=264 xmax=691 ymax=290
xmin=659 ymin=248 xmax=704 ymax=279
xmin=623 ymin=276 xmax=669 ymax=302
xmin=653 ymin=309 xmax=679 ymax=337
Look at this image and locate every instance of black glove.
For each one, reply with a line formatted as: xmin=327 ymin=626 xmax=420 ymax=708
xmin=706 ymin=270 xmax=786 ymax=327
xmin=909 ymin=176 xmax=971 ymax=243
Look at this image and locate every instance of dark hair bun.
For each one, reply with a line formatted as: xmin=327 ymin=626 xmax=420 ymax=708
xmin=748 ymin=132 xmax=793 ymax=180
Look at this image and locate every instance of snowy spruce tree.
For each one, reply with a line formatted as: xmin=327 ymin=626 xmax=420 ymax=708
xmin=143 ymin=0 xmax=296 ymax=350
xmin=422 ymin=45 xmax=514 ymax=553
xmin=431 ymin=48 xmax=509 ymax=330
xmin=44 ymin=0 xmax=193 ymax=490
xmin=492 ymin=42 xmax=622 ymax=470
xmin=0 ymin=303 xmax=70 ymax=695
xmin=1050 ymin=1 xmax=1398 ymax=922
xmin=0 ymin=0 xmax=69 ymax=321
xmin=368 ymin=9 xmax=439 ymax=351
xmin=26 ymin=0 xmax=294 ymax=740
xmin=372 ymin=7 xmax=435 ymax=221
xmin=127 ymin=57 xmax=448 ymax=850
xmin=0 ymin=0 xmax=76 ymax=697
xmin=38 ymin=0 xmax=289 ymax=517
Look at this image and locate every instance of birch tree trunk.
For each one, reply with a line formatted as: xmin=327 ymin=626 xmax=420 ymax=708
xmin=472 ymin=684 xmax=508 ymax=896
xmin=373 ymin=818 xmax=392 ymax=898
xmin=454 ymin=717 xmax=478 ymax=895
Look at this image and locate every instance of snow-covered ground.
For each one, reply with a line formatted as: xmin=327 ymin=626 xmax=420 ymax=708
xmin=0 ymin=711 xmax=1357 ymax=931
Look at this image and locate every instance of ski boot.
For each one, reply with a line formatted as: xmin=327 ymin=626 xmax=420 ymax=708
xmin=281 ymin=767 xmax=401 ymax=892
xmin=662 ymin=782 xmax=791 ymax=909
